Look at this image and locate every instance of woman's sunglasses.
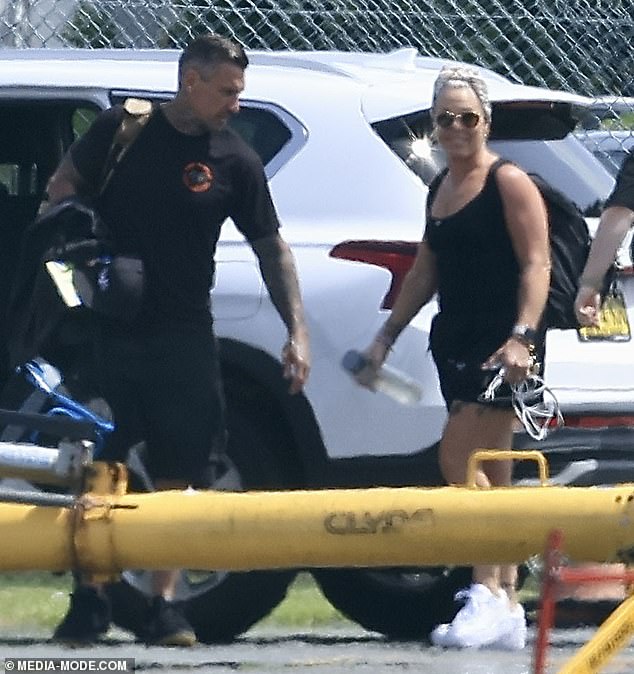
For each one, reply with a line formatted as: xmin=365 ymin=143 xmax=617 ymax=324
xmin=435 ymin=110 xmax=481 ymax=129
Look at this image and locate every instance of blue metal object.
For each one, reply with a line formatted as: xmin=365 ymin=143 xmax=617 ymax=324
xmin=20 ymin=359 xmax=114 ymax=455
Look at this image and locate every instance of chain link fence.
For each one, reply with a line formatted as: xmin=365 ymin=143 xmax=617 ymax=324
xmin=0 ymin=2 xmax=632 ymax=108
xmin=0 ymin=0 xmax=632 ymax=97
xmin=0 ymin=0 xmax=632 ymax=98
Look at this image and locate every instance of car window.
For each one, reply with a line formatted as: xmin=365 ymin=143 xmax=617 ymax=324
xmin=489 ymin=136 xmax=614 ymax=216
xmin=371 ymin=112 xmax=441 ymax=187
xmin=0 ymin=103 xmax=100 ymax=196
xmin=229 ymin=107 xmax=292 ymax=167
xmin=0 ymin=162 xmax=36 ymax=197
xmin=0 ymin=101 xmax=101 ymax=254
xmin=373 ymin=103 xmax=615 ymax=217
xmin=0 ymin=100 xmax=101 ymax=334
xmin=72 ymin=107 xmax=100 ymax=140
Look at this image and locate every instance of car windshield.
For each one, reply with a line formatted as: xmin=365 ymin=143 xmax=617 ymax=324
xmin=373 ymin=104 xmax=616 ymax=218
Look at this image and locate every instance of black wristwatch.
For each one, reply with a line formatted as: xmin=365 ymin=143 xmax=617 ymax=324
xmin=510 ymin=324 xmax=539 ymax=350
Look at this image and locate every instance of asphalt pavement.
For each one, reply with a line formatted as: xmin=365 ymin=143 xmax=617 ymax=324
xmin=1 ymin=626 xmax=634 ymax=673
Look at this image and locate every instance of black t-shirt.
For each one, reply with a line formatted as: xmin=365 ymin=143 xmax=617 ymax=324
xmin=605 ymin=153 xmax=634 ymax=212
xmin=70 ymin=105 xmax=280 ymax=326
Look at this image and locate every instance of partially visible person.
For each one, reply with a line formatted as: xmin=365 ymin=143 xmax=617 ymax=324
xmin=355 ymin=65 xmax=550 ymax=650
xmin=41 ymin=33 xmax=310 ymax=646
xmin=575 ymin=153 xmax=634 ymax=325
xmin=0 ymin=180 xmax=15 ymax=394
xmin=570 ymin=150 xmax=634 ymax=615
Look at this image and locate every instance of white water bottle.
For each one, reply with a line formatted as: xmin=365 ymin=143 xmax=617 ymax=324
xmin=342 ymin=349 xmax=422 ymax=406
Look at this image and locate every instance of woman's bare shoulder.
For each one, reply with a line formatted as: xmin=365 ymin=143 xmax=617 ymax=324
xmin=494 ymin=160 xmax=538 ymax=196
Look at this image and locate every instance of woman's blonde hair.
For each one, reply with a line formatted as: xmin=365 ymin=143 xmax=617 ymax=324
xmin=432 ymin=65 xmax=492 ymax=125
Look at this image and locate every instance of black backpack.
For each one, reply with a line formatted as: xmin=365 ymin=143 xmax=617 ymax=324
xmin=495 ymin=159 xmax=612 ymax=330
xmin=529 ymin=173 xmax=595 ymax=330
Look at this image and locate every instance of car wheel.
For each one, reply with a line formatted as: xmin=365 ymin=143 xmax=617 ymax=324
xmin=312 ymin=566 xmax=473 ymax=639
xmin=105 ymin=379 xmax=298 ymax=643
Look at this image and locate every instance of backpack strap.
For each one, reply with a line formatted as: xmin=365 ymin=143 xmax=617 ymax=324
xmin=489 ymin=156 xmax=515 ymax=183
xmin=98 ymin=98 xmax=154 ymax=195
xmin=426 ymin=167 xmax=448 ymax=218
xmin=491 ymin=157 xmax=511 ymax=171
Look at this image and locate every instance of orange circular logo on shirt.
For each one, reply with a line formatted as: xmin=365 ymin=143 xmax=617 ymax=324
xmin=183 ymin=162 xmax=214 ymax=192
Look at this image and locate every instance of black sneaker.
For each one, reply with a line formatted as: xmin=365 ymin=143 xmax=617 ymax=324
xmin=143 ymin=596 xmax=197 ymax=647
xmin=53 ymin=585 xmax=111 ymax=644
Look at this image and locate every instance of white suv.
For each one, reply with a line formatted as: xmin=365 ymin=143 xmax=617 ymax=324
xmin=0 ymin=48 xmax=633 ymax=642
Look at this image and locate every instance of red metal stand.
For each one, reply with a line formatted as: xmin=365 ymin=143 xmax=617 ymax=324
xmin=533 ymin=529 xmax=634 ymax=674
xmin=533 ymin=529 xmax=563 ymax=674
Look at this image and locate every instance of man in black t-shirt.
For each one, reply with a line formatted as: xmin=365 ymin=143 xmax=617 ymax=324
xmin=44 ymin=34 xmax=310 ymax=646
xmin=576 ymin=152 xmax=634 ymax=324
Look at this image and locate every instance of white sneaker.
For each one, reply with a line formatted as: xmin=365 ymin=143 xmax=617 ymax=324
xmin=429 ymin=622 xmax=452 ymax=647
xmin=430 ymin=584 xmax=514 ymax=649
xmin=491 ymin=602 xmax=527 ymax=651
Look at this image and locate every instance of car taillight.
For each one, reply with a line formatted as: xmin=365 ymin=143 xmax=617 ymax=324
xmin=563 ymin=415 xmax=634 ymax=429
xmin=330 ymin=240 xmax=418 ymax=309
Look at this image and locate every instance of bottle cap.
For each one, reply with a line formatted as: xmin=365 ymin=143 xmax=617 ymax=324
xmin=341 ymin=349 xmax=367 ymax=375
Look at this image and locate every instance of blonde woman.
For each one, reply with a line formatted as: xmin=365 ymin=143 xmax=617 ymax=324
xmin=359 ymin=65 xmax=550 ymax=649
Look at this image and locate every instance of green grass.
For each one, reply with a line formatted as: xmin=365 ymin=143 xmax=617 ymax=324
xmin=259 ymin=573 xmax=352 ymax=628
xmin=0 ymin=572 xmax=71 ymax=632
xmin=0 ymin=570 xmax=540 ymax=634
xmin=0 ymin=571 xmax=350 ymax=632
xmin=602 ymin=112 xmax=634 ymax=130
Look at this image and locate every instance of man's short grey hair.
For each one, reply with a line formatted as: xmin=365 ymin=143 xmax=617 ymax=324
xmin=432 ymin=65 xmax=492 ymax=125
xmin=178 ymin=33 xmax=248 ymax=86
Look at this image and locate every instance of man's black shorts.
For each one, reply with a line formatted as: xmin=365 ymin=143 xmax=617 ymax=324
xmin=95 ymin=321 xmax=227 ymax=487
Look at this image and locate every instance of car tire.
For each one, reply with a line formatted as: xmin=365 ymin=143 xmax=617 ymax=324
xmin=312 ymin=566 xmax=473 ymax=639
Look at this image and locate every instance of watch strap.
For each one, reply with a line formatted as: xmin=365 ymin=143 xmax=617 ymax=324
xmin=511 ymin=324 xmax=539 ymax=349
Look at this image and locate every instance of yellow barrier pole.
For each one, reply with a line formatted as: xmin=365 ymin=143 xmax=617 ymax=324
xmin=1 ymin=481 xmax=634 ymax=573
xmin=0 ymin=503 xmax=73 ymax=571
xmin=556 ymin=593 xmax=634 ymax=674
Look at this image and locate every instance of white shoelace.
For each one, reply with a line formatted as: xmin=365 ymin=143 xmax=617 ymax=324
xmin=479 ymin=368 xmax=564 ymax=441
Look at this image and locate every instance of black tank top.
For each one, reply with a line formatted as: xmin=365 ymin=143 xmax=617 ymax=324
xmin=424 ymin=160 xmax=520 ymax=362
